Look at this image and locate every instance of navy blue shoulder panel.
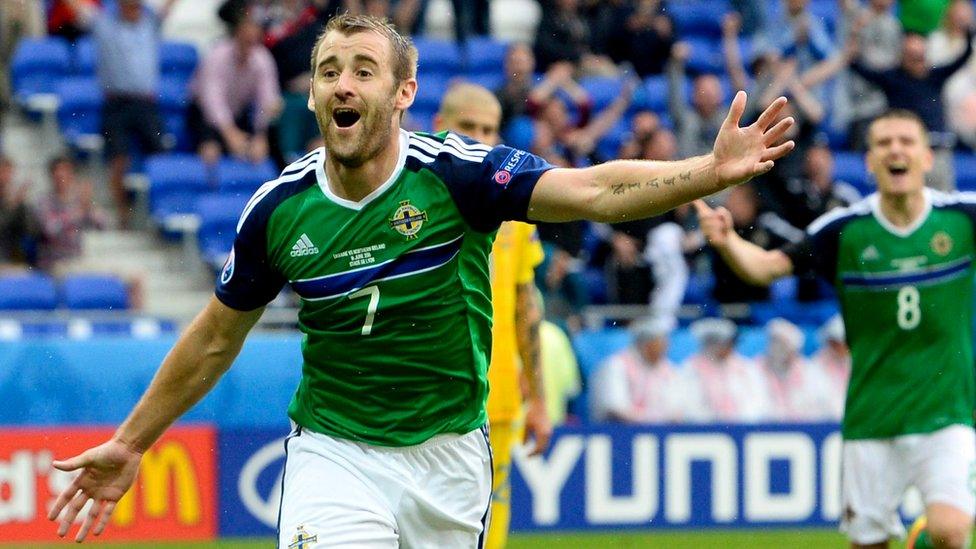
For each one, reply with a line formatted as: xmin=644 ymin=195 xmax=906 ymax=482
xmin=404 ymin=131 xmax=554 ymax=232
xmin=782 ymin=198 xmax=872 ymax=283
xmin=215 ymin=154 xmax=321 ymax=311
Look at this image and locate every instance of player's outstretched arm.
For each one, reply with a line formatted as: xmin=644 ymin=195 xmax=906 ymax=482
xmin=527 ymin=91 xmax=795 ymax=223
xmin=694 ymin=200 xmax=793 ymax=286
xmin=47 ymin=297 xmax=263 ymax=542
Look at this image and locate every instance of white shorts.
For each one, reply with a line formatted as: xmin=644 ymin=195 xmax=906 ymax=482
xmin=841 ymin=424 xmax=976 ymax=544
xmin=277 ymin=424 xmax=493 ymax=549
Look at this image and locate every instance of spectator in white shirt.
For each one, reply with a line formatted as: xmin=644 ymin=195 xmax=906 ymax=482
xmin=590 ymin=315 xmax=688 ymax=423
xmin=757 ymin=318 xmax=834 ymax=421
xmin=683 ymin=317 xmax=770 ymax=422
xmin=810 ymin=314 xmax=850 ymax=420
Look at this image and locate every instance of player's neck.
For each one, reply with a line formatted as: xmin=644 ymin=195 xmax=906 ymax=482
xmin=879 ymin=189 xmax=926 ymax=228
xmin=324 ymin=132 xmax=401 ymax=202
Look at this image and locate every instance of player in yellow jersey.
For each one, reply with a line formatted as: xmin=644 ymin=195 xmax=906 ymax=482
xmin=435 ymin=82 xmax=553 ymax=549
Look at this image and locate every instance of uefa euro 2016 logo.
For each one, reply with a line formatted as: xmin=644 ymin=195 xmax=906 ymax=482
xmin=389 ymin=200 xmax=428 ymax=240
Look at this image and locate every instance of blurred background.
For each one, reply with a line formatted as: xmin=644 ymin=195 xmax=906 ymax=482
xmin=0 ymin=0 xmax=968 ymax=546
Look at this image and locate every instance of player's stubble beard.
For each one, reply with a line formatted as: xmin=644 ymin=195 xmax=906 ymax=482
xmin=318 ymin=89 xmax=398 ymax=169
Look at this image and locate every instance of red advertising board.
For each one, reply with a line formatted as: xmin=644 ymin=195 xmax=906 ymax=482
xmin=0 ymin=425 xmax=217 ymax=543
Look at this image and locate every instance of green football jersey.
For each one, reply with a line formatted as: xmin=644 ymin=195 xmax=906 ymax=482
xmin=215 ymin=130 xmax=553 ymax=446
xmin=793 ymin=189 xmax=976 ymax=439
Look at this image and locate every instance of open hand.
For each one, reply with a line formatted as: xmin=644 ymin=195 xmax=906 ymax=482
xmin=693 ymin=199 xmax=735 ymax=249
xmin=47 ymin=440 xmax=142 ymax=542
xmin=712 ymin=91 xmax=794 ymax=187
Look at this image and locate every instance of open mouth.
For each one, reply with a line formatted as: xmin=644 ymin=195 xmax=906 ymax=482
xmin=333 ymin=108 xmax=361 ymax=128
xmin=887 ymin=164 xmax=909 ymax=176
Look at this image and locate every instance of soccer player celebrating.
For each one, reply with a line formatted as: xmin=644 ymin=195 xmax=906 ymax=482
xmin=696 ymin=109 xmax=975 ymax=549
xmin=47 ymin=14 xmax=794 ymax=546
xmin=434 ymin=82 xmax=552 ymax=549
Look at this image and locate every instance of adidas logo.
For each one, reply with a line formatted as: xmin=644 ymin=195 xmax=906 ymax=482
xmin=859 ymin=245 xmax=880 ymax=263
xmin=290 ymin=233 xmax=319 ymax=257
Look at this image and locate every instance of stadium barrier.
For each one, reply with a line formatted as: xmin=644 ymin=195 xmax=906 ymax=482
xmin=0 ymin=337 xmax=925 ymax=541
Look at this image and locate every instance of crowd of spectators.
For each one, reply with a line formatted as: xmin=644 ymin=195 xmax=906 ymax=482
xmin=1 ymin=0 xmax=975 ymax=422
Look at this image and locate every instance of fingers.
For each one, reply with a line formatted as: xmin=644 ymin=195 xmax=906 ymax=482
xmin=761 ymin=140 xmax=796 ymax=163
xmin=763 ymin=116 xmax=795 ymax=146
xmin=753 ymin=96 xmax=788 ymax=131
xmin=692 ymin=199 xmax=714 ymax=218
xmin=717 ymin=206 xmax=734 ymax=227
xmin=52 ymin=452 xmax=89 ymax=472
xmin=722 ymin=90 xmax=747 ymax=129
xmin=57 ymin=489 xmax=89 ymax=537
xmin=753 ymin=160 xmax=776 ymax=175
xmin=93 ymin=501 xmax=116 ymax=537
xmin=75 ymin=498 xmax=102 ymax=542
xmin=532 ymin=430 xmax=552 ymax=456
xmin=47 ymin=477 xmax=82 ymax=521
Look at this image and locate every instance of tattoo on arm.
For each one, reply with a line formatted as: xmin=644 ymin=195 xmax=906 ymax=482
xmin=516 ymin=284 xmax=544 ymax=400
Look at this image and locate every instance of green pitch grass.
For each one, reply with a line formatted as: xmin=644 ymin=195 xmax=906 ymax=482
xmin=10 ymin=529 xmax=894 ymax=548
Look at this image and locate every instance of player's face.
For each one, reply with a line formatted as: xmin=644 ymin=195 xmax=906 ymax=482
xmin=308 ymin=30 xmax=416 ymax=167
xmin=440 ymin=109 xmax=500 ymax=146
xmin=866 ymin=118 xmax=932 ymax=197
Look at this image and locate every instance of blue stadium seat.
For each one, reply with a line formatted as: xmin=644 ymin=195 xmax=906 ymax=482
xmin=502 ymin=115 xmax=535 ymax=150
xmin=159 ymin=41 xmax=198 ymax=81
xmin=61 ymin=274 xmax=129 ymax=310
xmin=669 ymin=1 xmax=731 ymax=38
xmin=412 ymin=75 xmax=451 ymax=114
xmin=463 ymin=36 xmax=508 ymax=74
xmin=406 ymin=107 xmax=436 ymax=133
xmin=145 ymin=154 xmax=210 ymax=220
xmin=685 ymin=37 xmax=725 ymax=75
xmin=461 ymin=73 xmax=504 ymax=93
xmin=196 ymin=193 xmax=251 ymax=269
xmin=954 ymin=154 xmax=976 ymax=191
xmin=72 ymin=37 xmax=97 ymax=76
xmin=580 ymin=76 xmax=624 ymax=113
xmin=10 ymin=37 xmax=71 ymax=102
xmin=413 ymin=37 xmax=462 ymax=75
xmin=595 ymin=117 xmax=631 ymax=161
xmin=216 ymin=158 xmax=278 ymax=193
xmin=157 ymin=76 xmax=191 ymax=151
xmin=832 ymin=151 xmax=872 ymax=194
xmin=55 ymin=77 xmax=104 ymax=148
xmin=0 ymin=273 xmax=58 ymax=310
xmin=642 ymin=75 xmax=669 ymax=113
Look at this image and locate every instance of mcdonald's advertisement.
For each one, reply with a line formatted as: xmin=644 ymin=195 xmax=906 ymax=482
xmin=0 ymin=425 xmax=217 ymax=542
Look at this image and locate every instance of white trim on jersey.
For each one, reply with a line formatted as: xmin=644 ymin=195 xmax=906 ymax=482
xmin=293 ymin=234 xmax=464 ymax=284
xmin=869 ymin=189 xmax=932 ymax=238
xmin=316 ymin=130 xmax=409 ymax=211
xmin=409 ymin=132 xmax=489 ymax=163
xmin=300 ymin=248 xmax=463 ymax=301
xmin=807 ymin=195 xmax=873 ymax=236
xmin=406 ymin=148 xmax=437 ymax=164
xmin=930 ymin=188 xmax=976 ymax=207
xmin=237 ymin=154 xmax=322 ymax=233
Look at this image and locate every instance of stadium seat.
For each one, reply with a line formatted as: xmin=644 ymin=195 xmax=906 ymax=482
xmin=72 ymin=37 xmax=97 ymax=76
xmin=159 ymin=41 xmax=198 ymax=82
xmin=462 ymin=36 xmax=508 ymax=74
xmin=684 ymin=37 xmax=725 ymax=75
xmin=216 ymin=158 xmax=278 ymax=193
xmin=145 ymin=154 xmax=210 ymax=221
xmin=412 ymin=75 xmax=451 ymax=114
xmin=595 ymin=117 xmax=631 ymax=161
xmin=158 ymin=76 xmax=192 ymax=151
xmin=832 ymin=151 xmax=872 ymax=194
xmin=461 ymin=72 xmax=504 ymax=93
xmin=196 ymin=192 xmax=251 ymax=269
xmin=413 ymin=37 xmax=462 ymax=75
xmin=61 ymin=274 xmax=129 ymax=310
xmin=55 ymin=77 xmax=104 ymax=149
xmin=642 ymin=75 xmax=669 ymax=113
xmin=669 ymin=1 xmax=731 ymax=39
xmin=10 ymin=36 xmax=71 ymax=105
xmin=954 ymin=154 xmax=976 ymax=191
xmin=580 ymin=76 xmax=624 ymax=113
xmin=0 ymin=273 xmax=58 ymax=310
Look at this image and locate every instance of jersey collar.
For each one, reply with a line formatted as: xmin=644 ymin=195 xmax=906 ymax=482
xmin=315 ymin=129 xmax=409 ymax=211
xmin=869 ymin=188 xmax=932 ymax=238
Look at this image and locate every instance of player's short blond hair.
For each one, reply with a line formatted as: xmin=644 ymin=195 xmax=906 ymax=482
xmin=310 ymin=14 xmax=418 ymax=85
xmin=436 ymin=82 xmax=501 ymax=121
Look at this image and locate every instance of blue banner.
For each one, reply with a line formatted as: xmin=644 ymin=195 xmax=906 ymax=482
xmin=214 ymin=424 xmax=930 ymax=534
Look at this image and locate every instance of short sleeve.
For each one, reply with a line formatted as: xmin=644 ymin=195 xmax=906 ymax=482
xmin=781 ymin=212 xmax=848 ymax=283
xmin=214 ymin=193 xmax=287 ymax=311
xmin=405 ymin=132 xmax=555 ymax=232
